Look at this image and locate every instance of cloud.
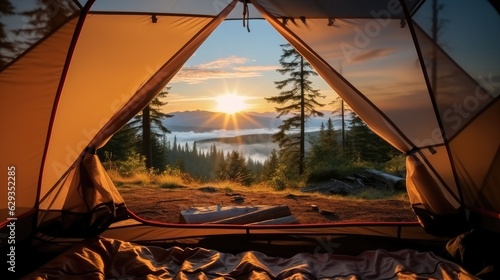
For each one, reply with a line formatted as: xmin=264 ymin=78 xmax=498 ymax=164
xmin=166 ymin=93 xmax=213 ymax=103
xmin=171 ymin=128 xmax=279 ymax=143
xmin=169 ymin=128 xmax=280 ymax=163
xmin=198 ymin=56 xmax=248 ymax=69
xmin=233 ymin=65 xmax=278 ymax=72
xmin=170 ymin=55 xmax=278 ymax=84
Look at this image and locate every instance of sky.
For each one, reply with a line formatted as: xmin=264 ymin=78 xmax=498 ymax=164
xmin=165 ymin=20 xmax=337 ymax=114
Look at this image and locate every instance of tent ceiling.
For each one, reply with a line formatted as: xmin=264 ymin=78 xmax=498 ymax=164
xmin=86 ymin=0 xmax=423 ymax=19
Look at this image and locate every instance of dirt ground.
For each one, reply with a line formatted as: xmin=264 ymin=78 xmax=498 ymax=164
xmin=118 ymin=185 xmax=417 ymax=224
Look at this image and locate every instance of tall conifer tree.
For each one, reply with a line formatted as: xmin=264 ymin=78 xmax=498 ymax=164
xmin=131 ymin=88 xmax=174 ymax=169
xmin=347 ymin=113 xmax=397 ymax=163
xmin=266 ymin=44 xmax=325 ymax=175
xmin=0 ymin=1 xmax=15 ymax=67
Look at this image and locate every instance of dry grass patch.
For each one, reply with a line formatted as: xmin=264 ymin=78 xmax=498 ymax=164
xmin=107 ymin=170 xmax=151 ymax=186
xmin=110 ymin=171 xmax=415 ymax=224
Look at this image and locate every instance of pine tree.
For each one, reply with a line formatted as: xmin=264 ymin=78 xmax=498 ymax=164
xmin=217 ymin=158 xmax=228 ymax=181
xmin=307 ymin=118 xmax=343 ymax=181
xmin=261 ymin=149 xmax=279 ymax=181
xmin=173 ymin=158 xmax=185 ymax=172
xmin=150 ymin=134 xmax=168 ymax=171
xmin=12 ymin=0 xmax=78 ymax=52
xmin=347 ymin=113 xmax=396 ymax=163
xmin=266 ymin=43 xmax=325 ymax=175
xmin=0 ymin=0 xmax=15 ymax=67
xmin=172 ymin=136 xmax=178 ymax=152
xmin=211 ymin=145 xmax=226 ymax=180
xmin=225 ymin=151 xmax=252 ymax=185
xmin=192 ymin=141 xmax=198 ymax=157
xmin=246 ymin=158 xmax=263 ymax=179
xmin=330 ymin=96 xmax=352 ymax=149
xmin=322 ymin=118 xmax=336 ymax=147
xmin=98 ymin=123 xmax=140 ymax=164
xmin=130 ymin=88 xmax=174 ymax=169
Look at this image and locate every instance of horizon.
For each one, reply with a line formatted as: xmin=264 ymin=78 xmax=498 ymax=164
xmin=159 ymin=109 xmax=350 ymax=164
xmin=163 ymin=108 xmax=339 ymax=116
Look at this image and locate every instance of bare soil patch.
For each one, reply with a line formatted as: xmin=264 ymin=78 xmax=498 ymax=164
xmin=119 ymin=185 xmax=417 ymax=224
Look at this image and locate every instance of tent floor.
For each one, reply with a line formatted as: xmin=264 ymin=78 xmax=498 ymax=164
xmin=7 ymin=230 xmax=500 ymax=279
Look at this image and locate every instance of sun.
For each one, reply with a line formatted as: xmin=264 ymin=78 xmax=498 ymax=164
xmin=214 ymin=93 xmax=248 ymax=114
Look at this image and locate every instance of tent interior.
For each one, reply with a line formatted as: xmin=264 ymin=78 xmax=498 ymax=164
xmin=1 ymin=0 xmax=499 ymax=278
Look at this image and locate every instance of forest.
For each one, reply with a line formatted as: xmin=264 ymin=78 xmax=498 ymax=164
xmin=98 ymin=112 xmax=405 ymax=189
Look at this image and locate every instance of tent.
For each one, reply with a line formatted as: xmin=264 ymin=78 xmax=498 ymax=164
xmin=1 ymin=0 xmax=499 ymax=278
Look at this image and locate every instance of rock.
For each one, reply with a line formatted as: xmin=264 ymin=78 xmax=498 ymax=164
xmin=198 ymin=186 xmax=218 ymax=193
xmin=233 ymin=195 xmax=244 ymax=202
xmin=319 ymin=209 xmax=339 ymax=220
xmin=302 ymin=179 xmax=354 ymax=195
xmin=363 ymin=169 xmax=406 ymax=190
xmin=319 ymin=209 xmax=335 ymax=215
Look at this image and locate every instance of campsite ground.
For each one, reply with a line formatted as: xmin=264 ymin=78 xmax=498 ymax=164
xmin=117 ymin=183 xmax=417 ymax=224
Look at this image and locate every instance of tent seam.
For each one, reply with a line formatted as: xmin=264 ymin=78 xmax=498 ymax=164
xmin=85 ymin=1 xmax=239 ymax=150
xmin=399 ymin=0 xmax=466 ymax=212
xmin=35 ymin=0 xmax=97 ymax=229
xmin=88 ymin=11 xmax=219 ymax=18
xmin=250 ymin=0 xmax=418 ymax=152
xmin=0 ymin=13 xmax=80 ymax=73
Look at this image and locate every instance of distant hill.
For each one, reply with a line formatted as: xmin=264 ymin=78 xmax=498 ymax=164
xmin=195 ymin=131 xmax=329 ymax=148
xmin=196 ymin=134 xmax=274 ymax=145
xmin=163 ymin=110 xmax=343 ymax=132
xmin=163 ymin=110 xmax=282 ymax=132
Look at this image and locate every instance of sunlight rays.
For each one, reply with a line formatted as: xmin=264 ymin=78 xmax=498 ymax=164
xmin=215 ymin=93 xmax=248 ymax=114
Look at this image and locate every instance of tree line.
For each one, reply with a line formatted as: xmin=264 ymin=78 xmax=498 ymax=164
xmin=99 ymin=111 xmax=401 ymax=187
xmin=99 ymin=127 xmax=262 ymax=185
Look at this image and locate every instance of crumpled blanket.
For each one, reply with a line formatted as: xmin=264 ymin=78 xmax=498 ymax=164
xmin=24 ymin=237 xmax=478 ymax=279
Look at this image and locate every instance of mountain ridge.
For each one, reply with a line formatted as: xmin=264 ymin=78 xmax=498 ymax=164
xmin=163 ymin=110 xmax=340 ymax=132
xmin=163 ymin=110 xmax=281 ymax=132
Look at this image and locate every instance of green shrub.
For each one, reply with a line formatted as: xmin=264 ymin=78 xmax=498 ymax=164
xmin=114 ymin=153 xmax=147 ymax=176
xmin=382 ymin=153 xmax=406 ymax=177
xmin=268 ymin=163 xmax=303 ymax=190
xmin=306 ymin=156 xmax=365 ymax=183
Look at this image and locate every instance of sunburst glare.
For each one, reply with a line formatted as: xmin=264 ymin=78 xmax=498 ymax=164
xmin=214 ymin=93 xmax=248 ymax=114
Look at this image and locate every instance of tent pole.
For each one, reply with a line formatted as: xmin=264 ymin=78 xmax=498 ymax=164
xmin=399 ymin=0 xmax=467 ymax=219
xmin=86 ymin=1 xmax=238 ymax=149
xmin=35 ymin=0 xmax=97 ymax=231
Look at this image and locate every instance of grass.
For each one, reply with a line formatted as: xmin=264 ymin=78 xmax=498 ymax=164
xmin=107 ymin=170 xmax=409 ymax=202
xmin=348 ymin=187 xmax=408 ymax=200
xmin=107 ymin=170 xmax=151 ymax=186
xmin=159 ymin=183 xmax=186 ymax=189
xmin=154 ymin=173 xmax=188 ymax=189
xmin=108 ymin=170 xmax=188 ymax=189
